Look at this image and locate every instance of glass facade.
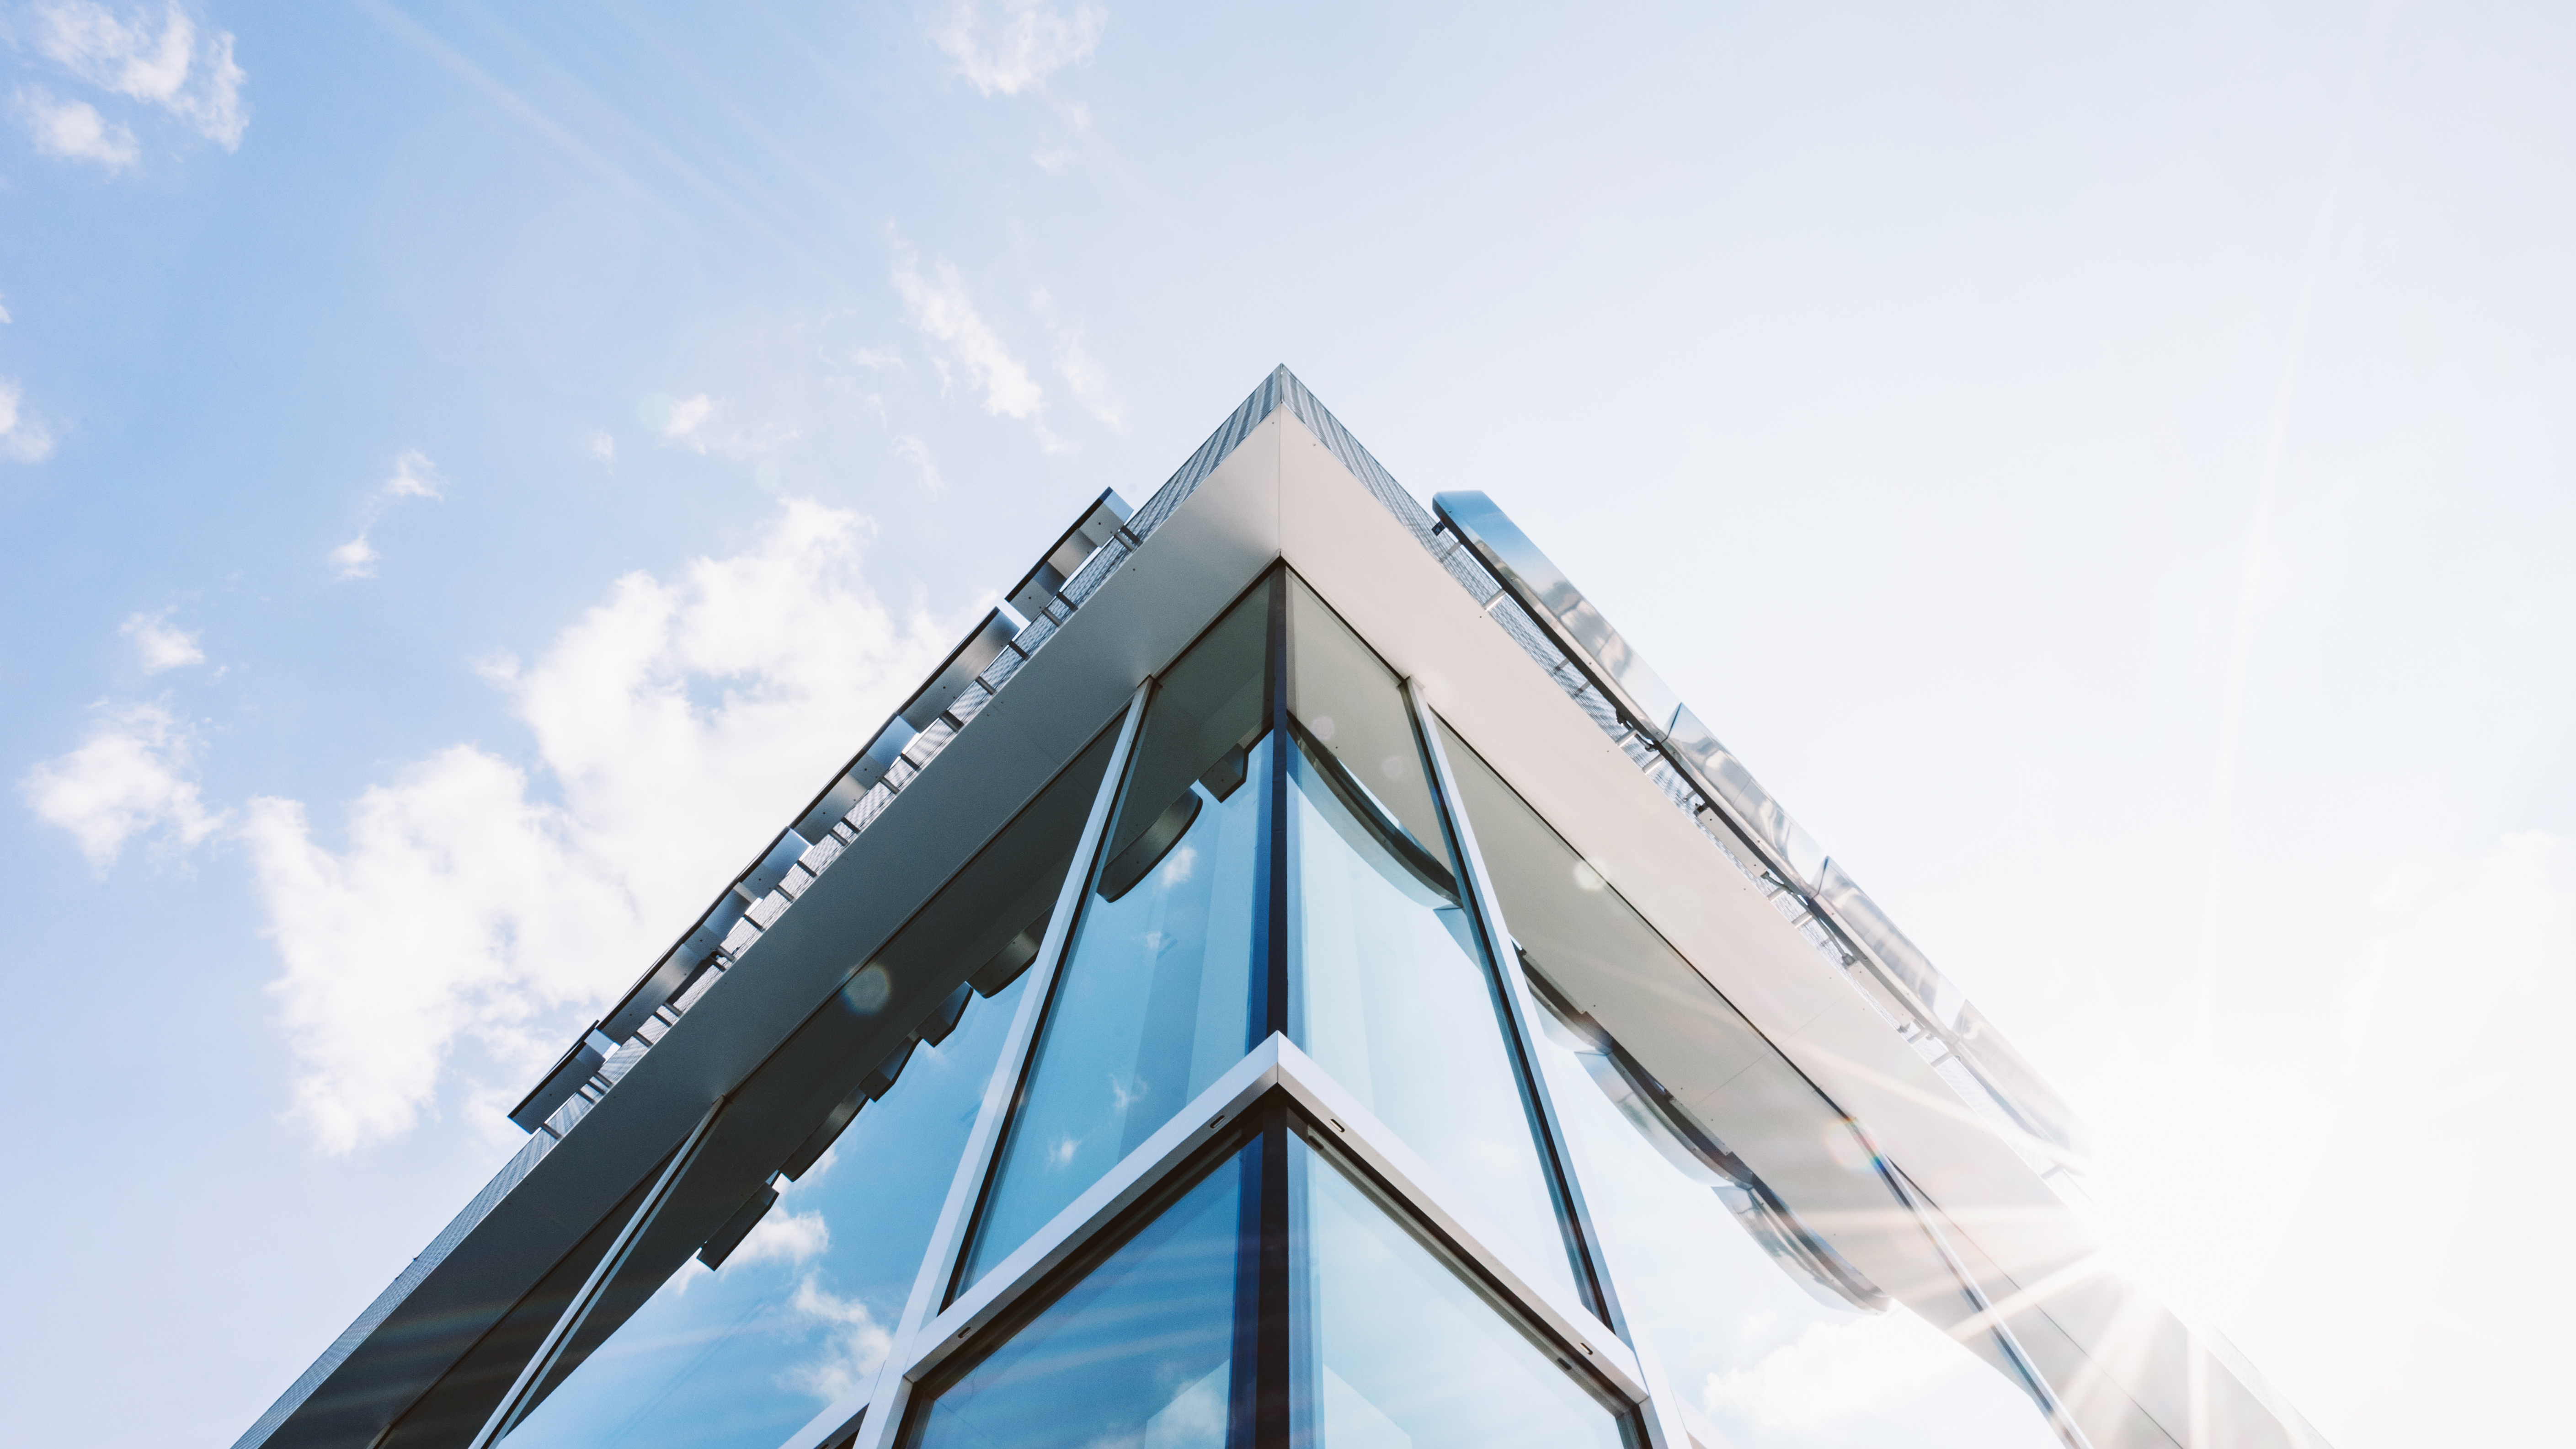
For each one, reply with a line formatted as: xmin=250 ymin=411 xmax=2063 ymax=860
xmin=504 ymin=977 xmax=1030 ymax=1449
xmin=1291 ymin=1126 xmax=1634 ymax=1449
xmin=1281 ymin=576 xmax=1595 ymax=1315
xmin=1427 ymin=716 xmax=2066 ymax=1449
xmin=244 ymin=370 xmax=2252 ymax=1449
xmin=425 ymin=566 xmax=2067 ymax=1449
xmin=905 ymin=1120 xmax=1637 ymax=1449
xmin=957 ymin=585 xmax=1270 ymax=1294
xmin=904 ymin=1143 xmax=1246 ymax=1449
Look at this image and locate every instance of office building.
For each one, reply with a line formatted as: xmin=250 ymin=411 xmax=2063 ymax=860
xmin=237 ymin=368 xmax=2323 ymax=1449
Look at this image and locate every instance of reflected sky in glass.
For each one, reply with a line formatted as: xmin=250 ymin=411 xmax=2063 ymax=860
xmin=1287 ymin=733 xmax=1589 ymax=1314
xmin=958 ymin=734 xmax=1265 ymax=1293
xmin=1296 ymin=1130 xmax=1634 ymax=1449
xmin=903 ymin=1143 xmax=1245 ymax=1449
xmin=501 ymin=976 xmax=1025 ymax=1449
xmin=1532 ymin=1028 xmax=2062 ymax=1449
xmin=1285 ymin=573 xmax=1593 ymax=1315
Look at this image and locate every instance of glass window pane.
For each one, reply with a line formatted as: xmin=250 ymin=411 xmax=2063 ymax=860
xmin=1431 ymin=717 xmax=2061 ymax=1449
xmin=1535 ymin=1008 xmax=2061 ymax=1449
xmin=1294 ymin=1128 xmax=1637 ymax=1449
xmin=1285 ymin=575 xmax=1592 ymax=1315
xmin=901 ymin=1142 xmax=1248 ymax=1449
xmin=959 ymin=587 xmax=1270 ymax=1293
xmin=500 ymin=977 xmax=1030 ymax=1449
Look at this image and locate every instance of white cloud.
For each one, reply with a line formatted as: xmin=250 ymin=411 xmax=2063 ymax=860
xmin=0 ymin=378 xmax=59 ymax=462
xmin=247 ymin=497 xmax=955 ymax=1152
xmin=587 ymin=430 xmax=616 ymax=465
xmin=785 ymin=1276 xmax=895 ymax=1401
xmin=651 ymin=393 xmax=715 ymax=447
xmin=891 ymin=434 xmax=944 ymax=496
xmin=1030 ymin=287 xmax=1123 ymax=430
xmin=1702 ymin=1313 xmax=1968 ymax=1431
xmin=332 ymin=449 xmax=445 ymax=580
xmin=21 ymin=701 xmax=224 ymax=873
xmin=33 ymin=1 xmax=248 ymax=150
xmin=637 ymin=391 xmax=797 ymax=459
xmin=16 ymin=87 xmax=138 ymax=170
xmin=381 ymin=449 xmax=443 ymax=499
xmin=929 ymin=0 xmax=1107 ymax=97
xmin=328 ymin=535 xmax=381 ymax=580
xmin=728 ymin=1207 xmax=829 ymax=1269
xmin=121 ymin=609 xmax=204 ymax=673
xmin=890 ymin=243 xmax=1056 ymax=445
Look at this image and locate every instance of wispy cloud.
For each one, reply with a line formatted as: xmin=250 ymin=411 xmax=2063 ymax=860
xmin=730 ymin=1207 xmax=829 ymax=1269
xmin=784 ymin=1275 xmax=895 ymax=1401
xmin=587 ymin=430 xmax=616 ymax=466
xmin=332 ymin=449 xmax=444 ymax=580
xmin=15 ymin=86 xmax=138 ymax=169
xmin=21 ymin=701 xmax=224 ymax=873
xmin=649 ymin=393 xmax=714 ymax=447
xmin=638 ymin=391 xmax=797 ymax=459
xmin=326 ymin=535 xmax=380 ymax=579
xmin=892 ymin=435 xmax=944 ymax=496
xmin=890 ymin=240 xmax=1067 ymax=451
xmin=31 ymin=1 xmax=248 ymax=152
xmin=121 ymin=610 xmax=204 ymax=673
xmin=0 ymin=379 xmax=59 ymax=462
xmin=1030 ymin=287 xmax=1122 ymax=431
xmin=929 ymin=0 xmax=1106 ymax=97
xmin=246 ymin=497 xmax=955 ymax=1152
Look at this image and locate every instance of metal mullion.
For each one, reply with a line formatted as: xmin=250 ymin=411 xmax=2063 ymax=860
xmin=789 ymin=683 xmax=1152 ymax=1449
xmin=1404 ymin=683 xmax=1686 ymax=1448
xmin=467 ymin=1099 xmax=725 ymax=1449
xmin=1260 ymin=567 xmax=1291 ymax=1040
xmin=1263 ymin=1037 xmax=1647 ymax=1405
xmin=897 ymin=1038 xmax=1288 ymax=1388
xmin=1851 ymin=1122 xmax=2099 ymax=1449
xmin=1404 ymin=689 xmax=1614 ymax=1306
xmin=875 ymin=1035 xmax=1652 ymax=1422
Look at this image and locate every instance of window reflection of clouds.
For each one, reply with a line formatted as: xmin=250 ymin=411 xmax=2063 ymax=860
xmin=1532 ymin=1028 xmax=2060 ymax=1449
xmin=501 ymin=976 xmax=1026 ymax=1449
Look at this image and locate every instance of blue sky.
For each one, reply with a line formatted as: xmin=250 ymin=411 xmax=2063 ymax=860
xmin=3 ymin=2 xmax=2569 ymax=1445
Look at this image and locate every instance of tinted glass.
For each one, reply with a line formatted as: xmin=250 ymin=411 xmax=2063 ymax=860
xmin=1285 ymin=575 xmax=1591 ymax=1313
xmin=902 ymin=1143 xmax=1248 ymax=1449
xmin=959 ymin=587 xmax=1269 ymax=1292
xmin=1432 ymin=717 xmax=2062 ymax=1449
xmin=1293 ymin=1129 xmax=1635 ymax=1449
xmin=1535 ymin=1014 xmax=2062 ymax=1449
xmin=501 ymin=978 xmax=1028 ymax=1449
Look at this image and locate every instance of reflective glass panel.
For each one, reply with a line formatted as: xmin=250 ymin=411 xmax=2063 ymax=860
xmin=1285 ymin=576 xmax=1592 ymax=1313
xmin=902 ymin=1142 xmax=1247 ymax=1449
xmin=501 ymin=977 xmax=1029 ymax=1449
xmin=1431 ymin=717 xmax=2061 ymax=1449
xmin=1293 ymin=1128 xmax=1637 ymax=1449
xmin=1534 ymin=1009 xmax=2061 ymax=1449
xmin=960 ymin=587 xmax=1269 ymax=1291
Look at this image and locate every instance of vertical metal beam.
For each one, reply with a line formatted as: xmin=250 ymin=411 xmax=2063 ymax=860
xmin=1260 ymin=568 xmax=1291 ymax=1041
xmin=467 ymin=1098 xmax=725 ymax=1449
xmin=1404 ymin=682 xmax=1686 ymax=1449
xmin=1246 ymin=1097 xmax=1296 ymax=1449
xmin=1848 ymin=1120 xmax=2099 ymax=1449
xmin=796 ymin=682 xmax=1154 ymax=1449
